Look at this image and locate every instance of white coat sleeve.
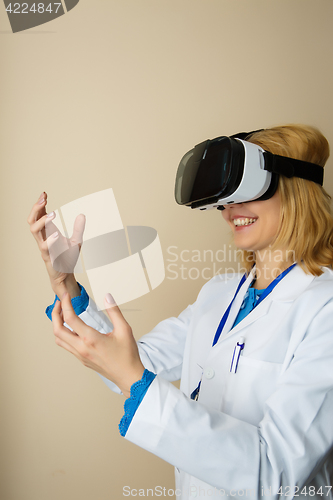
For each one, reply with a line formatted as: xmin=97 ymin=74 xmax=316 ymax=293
xmin=124 ymin=299 xmax=333 ymax=497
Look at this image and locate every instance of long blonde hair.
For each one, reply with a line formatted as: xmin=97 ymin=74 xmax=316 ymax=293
xmin=240 ymin=125 xmax=332 ymax=276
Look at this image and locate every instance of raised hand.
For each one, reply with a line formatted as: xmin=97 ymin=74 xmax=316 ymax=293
xmin=28 ymin=192 xmax=85 ymax=298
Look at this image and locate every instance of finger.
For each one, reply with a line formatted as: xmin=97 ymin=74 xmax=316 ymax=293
xmin=71 ymin=214 xmax=86 ymax=245
xmin=39 ymin=231 xmax=60 ymax=260
xmin=60 ymin=292 xmax=94 ymax=339
xmin=52 ymin=300 xmax=81 ymax=349
xmin=52 ymin=299 xmax=66 ymax=330
xmin=30 ymin=211 xmax=58 ymax=243
xmin=27 ymin=192 xmax=48 ymax=225
xmin=54 ymin=331 xmax=82 ymax=358
xmin=104 ymin=293 xmax=131 ymax=332
xmin=43 ymin=213 xmax=62 ymax=241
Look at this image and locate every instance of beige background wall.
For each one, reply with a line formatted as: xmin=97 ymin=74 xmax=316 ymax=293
xmin=1 ymin=1 xmax=333 ymax=499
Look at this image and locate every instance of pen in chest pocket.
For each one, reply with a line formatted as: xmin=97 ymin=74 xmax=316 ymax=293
xmin=230 ymin=337 xmax=245 ymax=374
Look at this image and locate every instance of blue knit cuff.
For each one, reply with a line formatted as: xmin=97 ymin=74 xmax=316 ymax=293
xmin=45 ymin=282 xmax=89 ymax=321
xmin=119 ymin=369 xmax=156 ymax=437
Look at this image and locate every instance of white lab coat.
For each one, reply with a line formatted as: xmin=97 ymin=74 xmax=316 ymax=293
xmin=80 ymin=264 xmax=333 ymax=499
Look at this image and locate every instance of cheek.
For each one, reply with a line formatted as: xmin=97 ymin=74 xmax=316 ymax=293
xmin=262 ymin=215 xmax=280 ymax=242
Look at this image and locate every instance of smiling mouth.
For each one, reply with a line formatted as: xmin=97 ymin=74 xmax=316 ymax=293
xmin=233 ymin=218 xmax=258 ymax=227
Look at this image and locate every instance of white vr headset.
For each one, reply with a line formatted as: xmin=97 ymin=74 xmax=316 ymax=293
xmin=175 ymin=130 xmax=324 ymax=210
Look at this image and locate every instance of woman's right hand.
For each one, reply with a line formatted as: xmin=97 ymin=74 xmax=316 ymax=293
xmin=28 ymin=192 xmax=85 ymax=298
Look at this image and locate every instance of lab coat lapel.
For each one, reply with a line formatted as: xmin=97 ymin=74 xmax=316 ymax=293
xmin=214 ymin=264 xmax=316 ymax=343
xmin=227 ymin=299 xmax=272 ymax=337
xmin=214 ymin=267 xmax=257 ymax=342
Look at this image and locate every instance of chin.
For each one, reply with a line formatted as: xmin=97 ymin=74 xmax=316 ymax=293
xmin=233 ymin=237 xmax=256 ymax=251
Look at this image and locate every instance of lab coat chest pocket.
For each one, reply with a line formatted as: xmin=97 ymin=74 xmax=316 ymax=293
xmin=222 ymin=356 xmax=282 ymax=425
xmin=215 ymin=308 xmax=290 ymax=425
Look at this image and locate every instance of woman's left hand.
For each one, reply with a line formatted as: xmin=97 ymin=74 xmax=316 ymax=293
xmin=52 ymin=293 xmax=145 ymax=398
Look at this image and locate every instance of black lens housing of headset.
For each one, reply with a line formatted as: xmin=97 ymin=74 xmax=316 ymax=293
xmin=175 ymin=130 xmax=324 ymax=211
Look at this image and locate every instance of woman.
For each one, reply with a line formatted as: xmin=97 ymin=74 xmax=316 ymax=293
xmin=28 ymin=125 xmax=333 ymax=499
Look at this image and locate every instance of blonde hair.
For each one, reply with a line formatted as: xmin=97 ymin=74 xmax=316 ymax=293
xmin=240 ymin=124 xmax=333 ymax=276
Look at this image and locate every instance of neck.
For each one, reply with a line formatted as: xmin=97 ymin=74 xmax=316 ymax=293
xmin=252 ymin=248 xmax=294 ymax=289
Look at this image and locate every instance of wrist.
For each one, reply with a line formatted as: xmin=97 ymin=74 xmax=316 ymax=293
xmin=51 ymin=274 xmax=80 ymax=299
xmin=120 ymin=364 xmax=145 ymax=398
xmin=64 ymin=275 xmax=81 ymax=298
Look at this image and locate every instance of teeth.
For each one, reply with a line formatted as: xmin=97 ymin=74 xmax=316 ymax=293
xmin=233 ymin=218 xmax=257 ymax=227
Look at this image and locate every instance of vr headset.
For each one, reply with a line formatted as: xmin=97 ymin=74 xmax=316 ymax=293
xmin=175 ymin=130 xmax=324 ymax=210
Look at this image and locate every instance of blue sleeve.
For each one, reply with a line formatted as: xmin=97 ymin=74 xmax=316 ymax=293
xmin=45 ymin=282 xmax=89 ymax=321
xmin=119 ymin=369 xmax=156 ymax=437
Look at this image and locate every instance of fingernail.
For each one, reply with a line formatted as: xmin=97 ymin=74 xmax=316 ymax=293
xmin=62 ymin=292 xmax=68 ymax=299
xmin=38 ymin=197 xmax=45 ymax=205
xmin=47 ymin=211 xmax=55 ymax=218
xmin=53 ymin=231 xmax=59 ymax=239
xmin=105 ymin=293 xmax=116 ymax=305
